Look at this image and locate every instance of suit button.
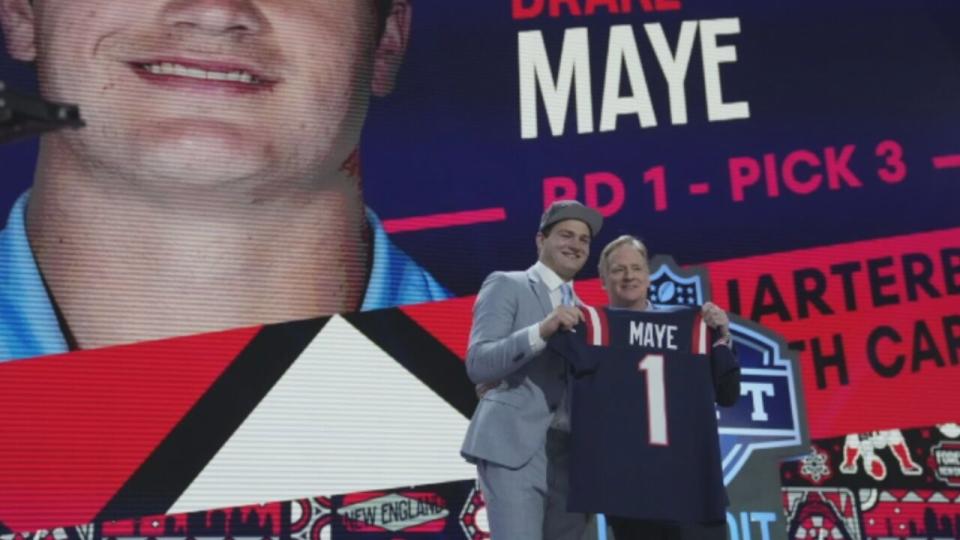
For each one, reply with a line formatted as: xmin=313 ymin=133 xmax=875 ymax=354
xmin=549 ymin=405 xmax=558 ymax=412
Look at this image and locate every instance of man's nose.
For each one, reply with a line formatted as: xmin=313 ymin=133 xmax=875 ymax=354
xmin=162 ymin=0 xmax=266 ymax=36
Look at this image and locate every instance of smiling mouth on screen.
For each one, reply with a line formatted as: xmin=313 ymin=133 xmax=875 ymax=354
xmin=129 ymin=59 xmax=278 ymax=94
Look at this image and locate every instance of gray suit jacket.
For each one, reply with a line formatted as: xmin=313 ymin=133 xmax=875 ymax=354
xmin=460 ymin=266 xmax=569 ymax=469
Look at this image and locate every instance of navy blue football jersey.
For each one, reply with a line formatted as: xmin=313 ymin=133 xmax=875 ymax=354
xmin=548 ymin=305 xmax=739 ymax=524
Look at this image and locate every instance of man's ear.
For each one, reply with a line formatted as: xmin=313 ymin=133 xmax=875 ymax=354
xmin=371 ymin=0 xmax=411 ymax=97
xmin=0 ymin=0 xmax=37 ymax=62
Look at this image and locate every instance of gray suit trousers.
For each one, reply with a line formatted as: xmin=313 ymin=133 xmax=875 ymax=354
xmin=478 ymin=429 xmax=590 ymax=540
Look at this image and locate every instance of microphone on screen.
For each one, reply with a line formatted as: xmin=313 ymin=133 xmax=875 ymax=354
xmin=0 ymin=80 xmax=85 ymax=145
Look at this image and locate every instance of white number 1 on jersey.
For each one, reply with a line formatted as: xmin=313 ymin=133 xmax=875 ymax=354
xmin=639 ymin=354 xmax=669 ymax=446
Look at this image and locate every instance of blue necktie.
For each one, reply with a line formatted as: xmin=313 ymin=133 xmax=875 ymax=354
xmin=560 ymin=283 xmax=574 ymax=306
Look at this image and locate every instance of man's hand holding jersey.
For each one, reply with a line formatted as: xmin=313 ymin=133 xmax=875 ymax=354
xmin=702 ymin=301 xmax=733 ymax=347
xmin=538 ymin=305 xmax=583 ymax=340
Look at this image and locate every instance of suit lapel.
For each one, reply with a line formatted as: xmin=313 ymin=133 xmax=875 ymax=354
xmin=526 ymin=267 xmax=554 ymax=317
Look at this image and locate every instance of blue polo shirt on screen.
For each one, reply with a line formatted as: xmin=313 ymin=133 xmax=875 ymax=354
xmin=0 ymin=191 xmax=450 ymax=362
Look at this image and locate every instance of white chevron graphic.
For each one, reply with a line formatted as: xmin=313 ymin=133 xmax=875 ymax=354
xmin=169 ymin=316 xmax=473 ymax=514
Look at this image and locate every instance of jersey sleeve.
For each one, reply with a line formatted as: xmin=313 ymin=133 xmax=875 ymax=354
xmin=711 ymin=341 xmax=741 ymax=406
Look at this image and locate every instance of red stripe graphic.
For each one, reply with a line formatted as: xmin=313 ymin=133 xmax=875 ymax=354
xmin=932 ymin=154 xmax=960 ymax=169
xmin=383 ymin=207 xmax=508 ymax=234
xmin=401 ymin=296 xmax=476 ymax=361
xmin=597 ymin=307 xmax=610 ymax=346
xmin=0 ymin=326 xmax=261 ymax=533
xmin=688 ymin=183 xmax=711 ymax=195
xmin=706 ymin=227 xmax=960 ymax=438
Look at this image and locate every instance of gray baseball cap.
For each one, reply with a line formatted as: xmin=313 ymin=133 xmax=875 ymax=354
xmin=539 ymin=200 xmax=603 ymax=237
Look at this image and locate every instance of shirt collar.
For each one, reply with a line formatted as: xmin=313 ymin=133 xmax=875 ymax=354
xmin=0 ymin=191 xmax=448 ymax=362
xmin=360 ymin=208 xmax=450 ymax=310
xmin=532 ymin=260 xmax=571 ymax=293
xmin=607 ymin=300 xmax=657 ymax=311
xmin=0 ymin=191 xmax=68 ymax=361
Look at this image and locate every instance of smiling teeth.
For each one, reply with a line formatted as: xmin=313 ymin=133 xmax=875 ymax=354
xmin=142 ymin=62 xmax=259 ymax=84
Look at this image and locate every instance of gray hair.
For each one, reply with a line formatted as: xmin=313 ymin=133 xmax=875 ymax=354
xmin=598 ymin=235 xmax=648 ymax=277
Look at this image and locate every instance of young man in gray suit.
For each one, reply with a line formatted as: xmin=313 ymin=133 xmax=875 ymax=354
xmin=461 ymin=200 xmax=603 ymax=540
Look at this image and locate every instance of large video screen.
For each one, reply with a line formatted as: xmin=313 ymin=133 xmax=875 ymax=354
xmin=2 ymin=1 xmax=959 ymax=539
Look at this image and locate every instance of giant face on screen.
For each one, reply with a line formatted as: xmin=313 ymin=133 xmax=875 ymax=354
xmin=0 ymin=0 xmax=447 ymax=356
xmin=6 ymin=0 xmax=392 ymax=185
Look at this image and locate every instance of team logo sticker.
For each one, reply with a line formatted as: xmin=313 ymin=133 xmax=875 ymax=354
xmin=931 ymin=442 xmax=960 ymax=487
xmin=783 ymin=487 xmax=862 ymax=540
xmin=798 ymin=446 xmax=833 ymax=486
xmin=458 ymin=485 xmax=490 ymax=540
xmin=839 ymin=430 xmax=923 ymax=481
xmin=337 ymin=491 xmax=449 ymax=534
